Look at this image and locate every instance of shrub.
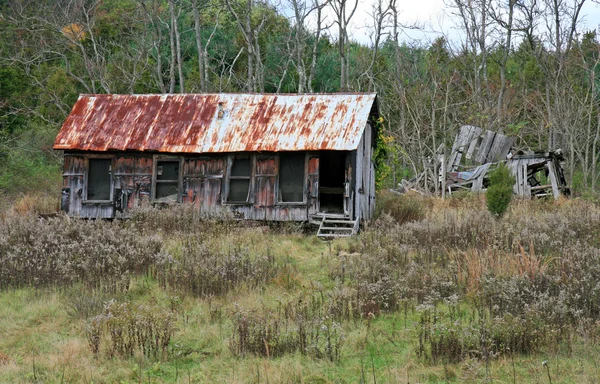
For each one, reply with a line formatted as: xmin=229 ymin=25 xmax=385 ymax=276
xmin=86 ymin=299 xmax=177 ymax=359
xmin=64 ymin=288 xmax=116 ymax=319
xmin=417 ymin=305 xmax=549 ymax=364
xmin=486 ymin=163 xmax=515 ymax=217
xmin=154 ymin=235 xmax=278 ymax=297
xmin=130 ymin=204 xmax=234 ymax=235
xmin=229 ymin=301 xmax=343 ymax=362
xmin=0 ymin=215 xmax=162 ymax=291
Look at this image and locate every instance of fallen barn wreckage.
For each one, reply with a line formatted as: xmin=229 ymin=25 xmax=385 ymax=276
xmin=399 ymin=125 xmax=570 ymax=199
xmin=53 ymin=93 xmax=380 ymax=237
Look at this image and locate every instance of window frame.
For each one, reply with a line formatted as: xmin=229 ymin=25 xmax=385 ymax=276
xmin=83 ymin=156 xmax=114 ymax=203
xmin=223 ymin=153 xmax=254 ymax=205
xmin=151 ymin=155 xmax=183 ymax=203
xmin=276 ymin=152 xmax=308 ymax=205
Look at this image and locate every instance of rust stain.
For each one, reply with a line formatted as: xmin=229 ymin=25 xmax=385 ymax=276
xmin=54 ymin=93 xmax=378 ymax=153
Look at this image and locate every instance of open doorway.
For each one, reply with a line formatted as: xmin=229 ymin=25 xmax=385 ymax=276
xmin=319 ymin=151 xmax=346 ymax=214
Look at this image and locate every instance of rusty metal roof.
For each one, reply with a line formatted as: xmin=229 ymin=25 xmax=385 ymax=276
xmin=53 ymin=93 xmax=378 ymax=153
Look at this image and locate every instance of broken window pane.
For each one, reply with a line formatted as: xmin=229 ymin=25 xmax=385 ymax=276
xmin=227 ymin=156 xmax=251 ymax=202
xmin=88 ymin=159 xmax=111 ymax=200
xmin=156 ymin=183 xmax=179 ymax=201
xmin=155 ymin=160 xmax=179 ymax=202
xmin=280 ymin=152 xmax=305 ymax=202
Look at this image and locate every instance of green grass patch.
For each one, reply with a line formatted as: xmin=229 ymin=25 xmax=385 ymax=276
xmin=1 ymin=201 xmax=600 ymax=382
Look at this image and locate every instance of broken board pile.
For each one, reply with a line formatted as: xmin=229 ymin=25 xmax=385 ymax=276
xmin=396 ymin=125 xmax=570 ymax=199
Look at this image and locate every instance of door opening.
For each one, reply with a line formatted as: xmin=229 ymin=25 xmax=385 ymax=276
xmin=318 ymin=151 xmax=346 ymax=214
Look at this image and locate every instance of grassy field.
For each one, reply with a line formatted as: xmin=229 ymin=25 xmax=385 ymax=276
xmin=1 ymin=194 xmax=600 ymax=383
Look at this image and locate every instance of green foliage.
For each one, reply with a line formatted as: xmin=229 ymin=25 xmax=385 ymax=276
xmin=0 ymin=126 xmax=62 ymax=194
xmin=1 ymin=0 xmax=600 ymax=200
xmin=372 ymin=117 xmax=392 ymax=190
xmin=486 ymin=163 xmax=515 ymax=217
xmin=0 ymin=66 xmax=28 ymax=135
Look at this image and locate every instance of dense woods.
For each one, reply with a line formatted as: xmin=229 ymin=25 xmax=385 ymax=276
xmin=1 ymin=0 xmax=600 ymax=196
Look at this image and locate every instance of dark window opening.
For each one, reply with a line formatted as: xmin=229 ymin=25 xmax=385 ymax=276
xmin=231 ymin=157 xmax=250 ymax=176
xmin=155 ymin=160 xmax=179 ymax=202
xmin=87 ymin=159 xmax=111 ymax=200
xmin=157 ymin=161 xmax=179 ymax=180
xmin=227 ymin=156 xmax=251 ymax=202
xmin=279 ymin=152 xmax=305 ymax=202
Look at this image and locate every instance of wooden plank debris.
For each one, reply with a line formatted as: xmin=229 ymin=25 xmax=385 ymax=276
xmin=448 ymin=125 xmax=482 ymax=171
xmin=395 ymin=125 xmax=570 ymax=200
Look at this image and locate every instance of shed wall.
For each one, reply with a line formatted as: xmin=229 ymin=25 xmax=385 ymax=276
xmin=353 ymin=123 xmax=376 ymax=221
xmin=62 ymin=151 xmax=327 ymax=221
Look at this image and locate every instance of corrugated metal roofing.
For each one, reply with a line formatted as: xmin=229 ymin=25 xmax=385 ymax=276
xmin=53 ymin=93 xmax=378 ymax=153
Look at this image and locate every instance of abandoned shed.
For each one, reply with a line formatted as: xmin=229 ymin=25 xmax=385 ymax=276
xmin=53 ymin=93 xmax=379 ymax=233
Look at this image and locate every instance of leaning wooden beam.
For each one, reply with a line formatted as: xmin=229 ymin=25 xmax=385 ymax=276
xmin=471 ymin=163 xmax=491 ymax=192
xmin=530 ymin=184 xmax=553 ymax=191
xmin=448 ymin=125 xmax=482 ymax=171
xmin=546 ymin=160 xmax=561 ymax=200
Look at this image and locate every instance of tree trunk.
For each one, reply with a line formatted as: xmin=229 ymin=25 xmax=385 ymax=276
xmin=192 ymin=0 xmax=206 ymax=92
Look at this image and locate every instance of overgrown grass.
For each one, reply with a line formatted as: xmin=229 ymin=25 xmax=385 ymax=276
xmin=2 ymin=197 xmax=600 ymax=382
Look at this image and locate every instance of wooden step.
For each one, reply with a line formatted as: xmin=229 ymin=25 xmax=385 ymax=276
xmin=317 ymin=215 xmax=358 ymax=239
xmin=322 ymin=219 xmax=356 ymax=224
xmin=320 ymin=226 xmax=354 ymax=231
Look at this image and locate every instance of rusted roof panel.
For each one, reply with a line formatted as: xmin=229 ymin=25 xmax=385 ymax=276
xmin=54 ymin=93 xmax=378 ymax=153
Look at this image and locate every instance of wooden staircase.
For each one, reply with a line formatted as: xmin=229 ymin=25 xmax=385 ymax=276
xmin=316 ymin=214 xmax=358 ymax=238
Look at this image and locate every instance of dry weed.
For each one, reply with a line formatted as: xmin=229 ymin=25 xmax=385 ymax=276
xmin=11 ymin=192 xmax=59 ymax=215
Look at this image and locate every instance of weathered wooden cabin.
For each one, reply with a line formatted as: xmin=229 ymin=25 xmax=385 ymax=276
xmin=54 ymin=93 xmax=379 ymax=232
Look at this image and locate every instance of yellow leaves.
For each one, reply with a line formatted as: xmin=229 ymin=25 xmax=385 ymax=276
xmin=61 ymin=23 xmax=86 ymax=43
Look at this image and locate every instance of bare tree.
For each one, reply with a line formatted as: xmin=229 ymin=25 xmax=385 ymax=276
xmin=449 ymin=0 xmax=494 ymax=123
xmin=307 ymin=0 xmax=330 ymax=92
xmin=360 ymin=0 xmax=392 ymax=91
xmin=191 ymin=0 xmax=207 ymax=92
xmin=224 ymin=0 xmax=271 ymax=92
xmin=541 ymin=0 xmax=586 ymax=151
xmin=168 ymin=0 xmax=185 ymax=93
xmin=488 ymin=0 xmax=516 ymax=131
xmin=330 ymin=0 xmax=358 ymax=91
xmin=137 ymin=0 xmax=168 ymax=93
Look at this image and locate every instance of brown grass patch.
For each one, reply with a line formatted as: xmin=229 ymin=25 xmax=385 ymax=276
xmin=452 ymin=243 xmax=547 ymax=294
xmin=10 ymin=192 xmax=59 ymax=215
xmin=49 ymin=339 xmax=89 ymax=368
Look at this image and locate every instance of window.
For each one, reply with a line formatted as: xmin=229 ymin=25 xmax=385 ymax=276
xmin=227 ymin=155 xmax=251 ymax=203
xmin=87 ymin=159 xmax=111 ymax=201
xmin=279 ymin=152 xmax=305 ymax=203
xmin=155 ymin=160 xmax=180 ymax=202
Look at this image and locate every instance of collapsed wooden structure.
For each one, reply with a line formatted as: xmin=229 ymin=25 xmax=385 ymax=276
xmin=444 ymin=125 xmax=514 ymax=193
xmin=53 ymin=93 xmax=380 ymax=236
xmin=398 ymin=125 xmax=570 ymax=199
xmin=507 ymin=150 xmax=569 ymax=199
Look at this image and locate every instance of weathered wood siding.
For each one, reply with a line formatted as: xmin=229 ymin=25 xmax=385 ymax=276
xmin=61 ymin=155 xmax=85 ymax=216
xmin=353 ymin=123 xmax=376 ymax=221
xmin=182 ymin=157 xmax=224 ymax=212
xmin=114 ymin=156 xmax=152 ymax=215
xmin=61 ymin=151 xmax=332 ymax=221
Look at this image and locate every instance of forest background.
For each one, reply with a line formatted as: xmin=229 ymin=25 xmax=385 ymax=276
xmin=2 ymin=0 xmax=600 ymax=201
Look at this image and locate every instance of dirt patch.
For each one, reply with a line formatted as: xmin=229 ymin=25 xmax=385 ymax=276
xmin=0 ymin=352 xmax=11 ymax=365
